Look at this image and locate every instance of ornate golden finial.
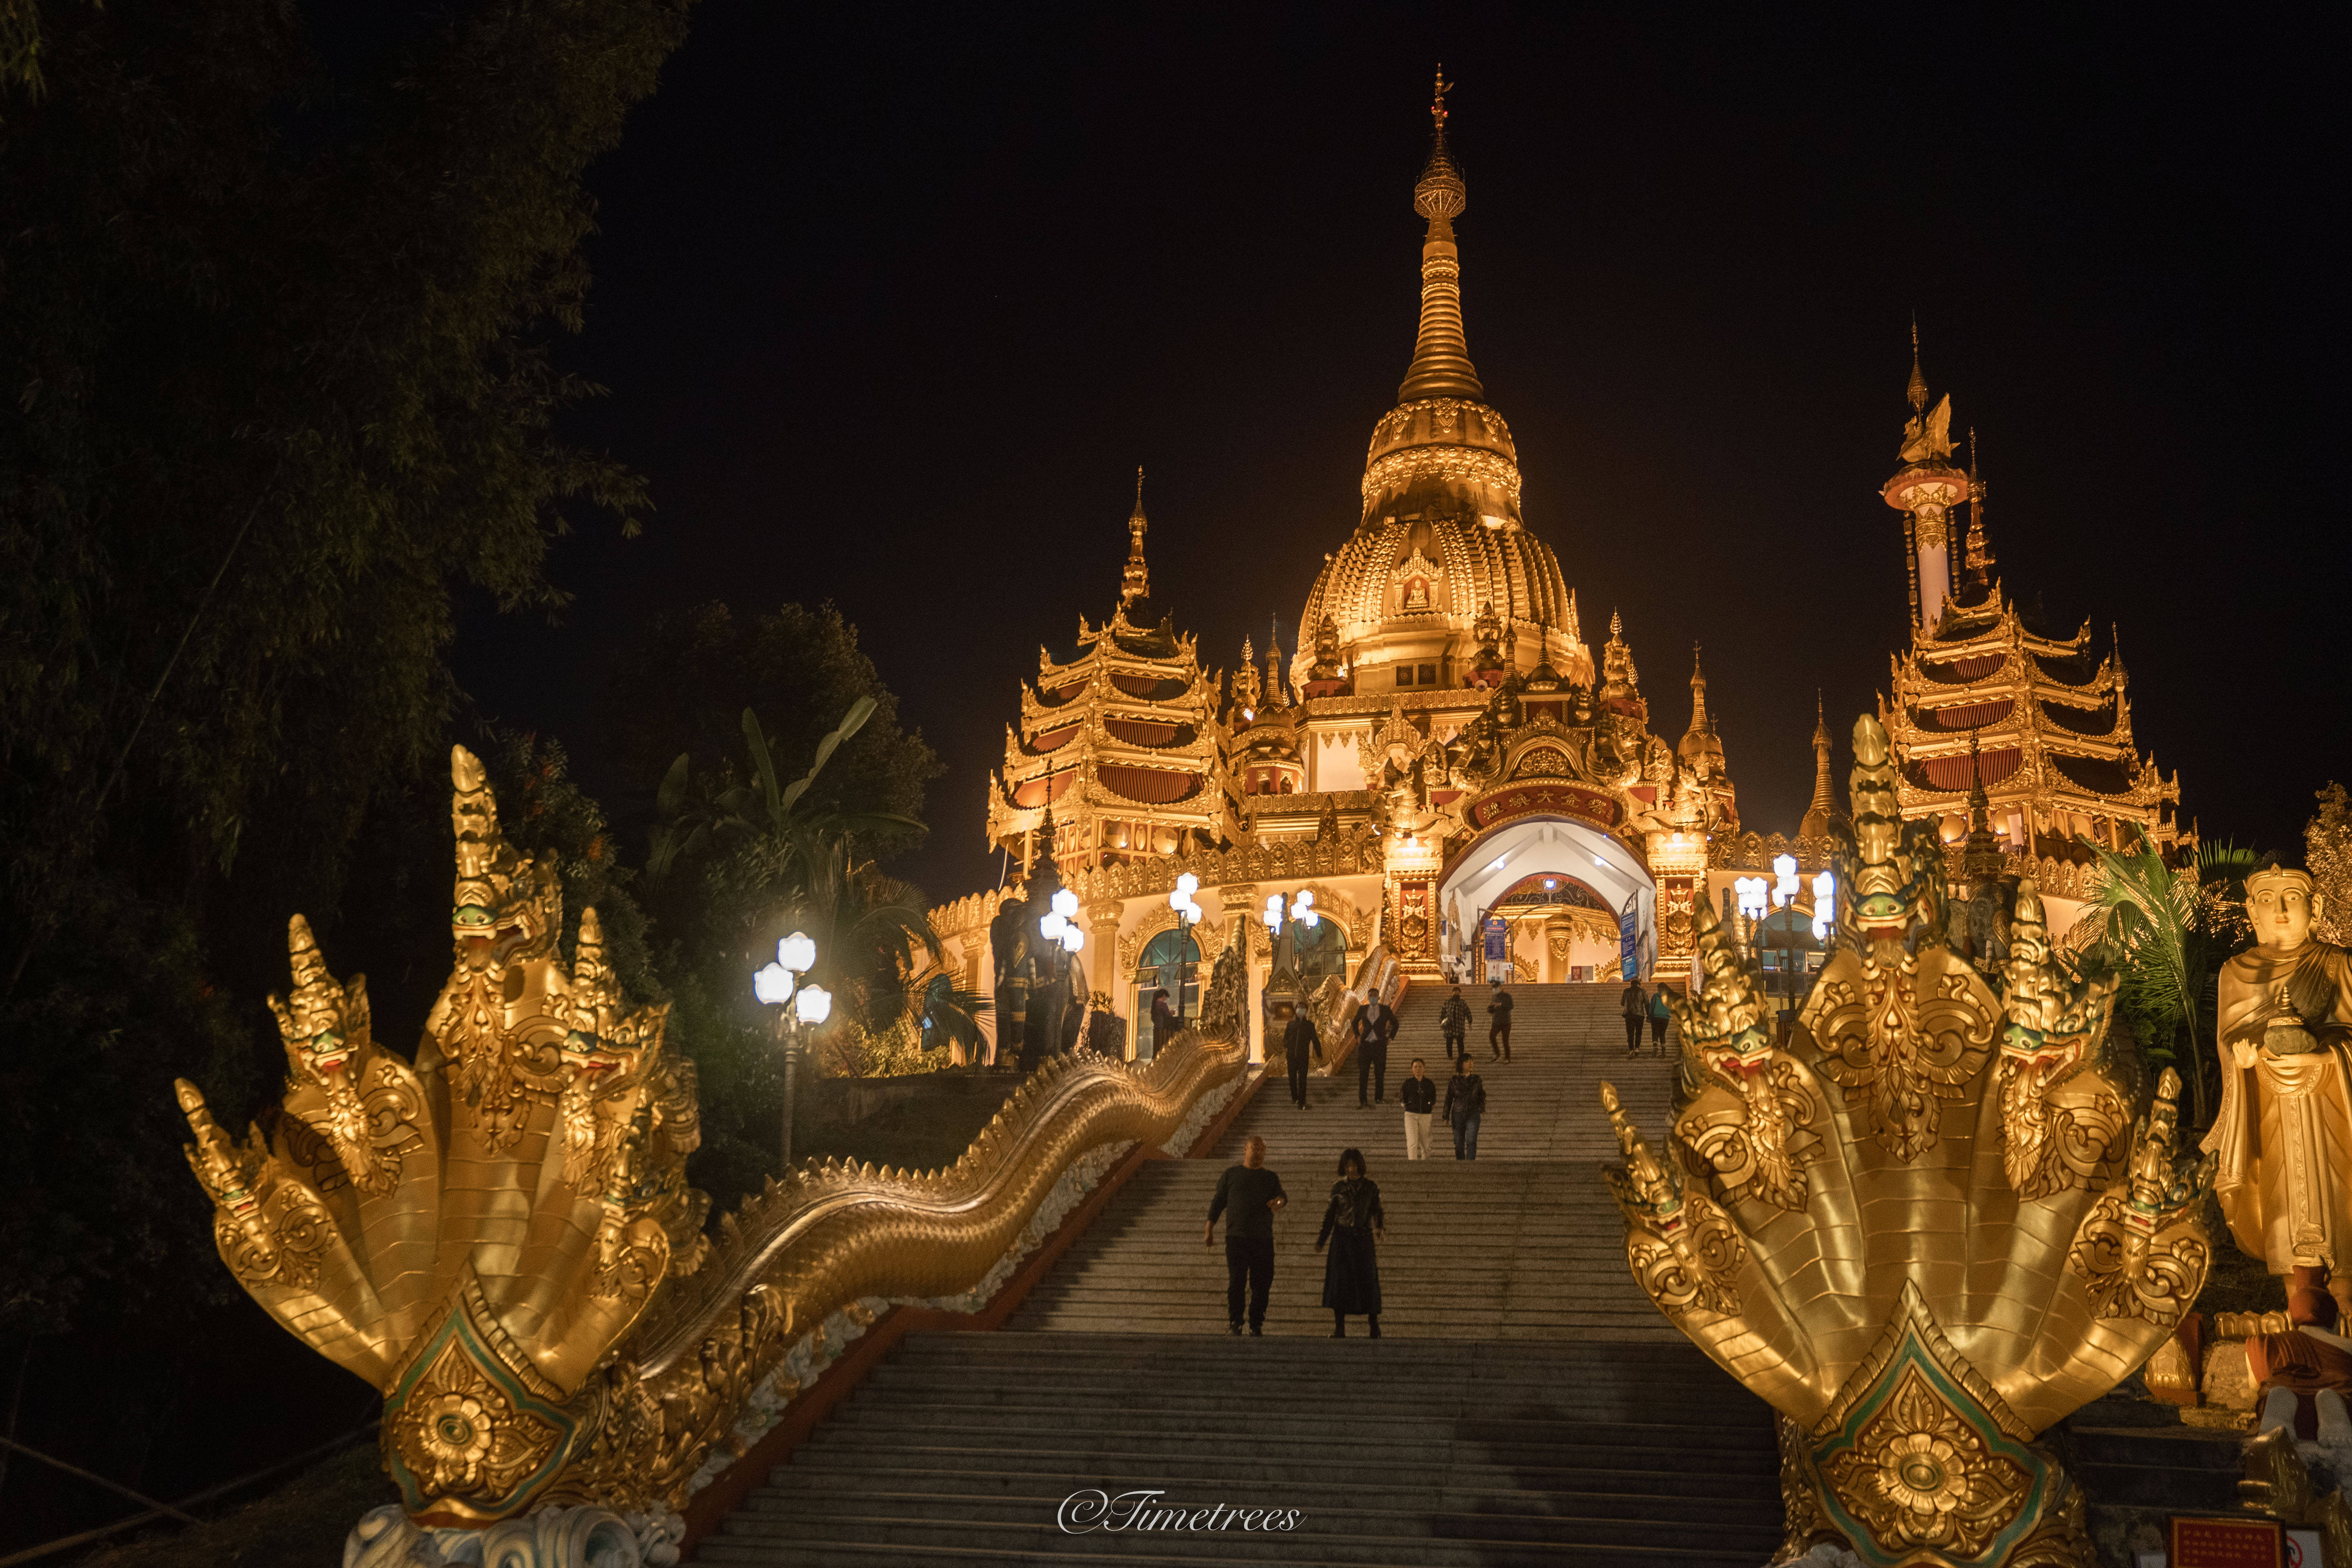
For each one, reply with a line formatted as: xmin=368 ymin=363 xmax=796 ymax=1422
xmin=1907 ymin=315 xmax=1928 ymax=412
xmin=1120 ymin=467 xmax=1149 ymax=606
xmin=1609 ymin=608 xmax=1622 ymax=638
xmin=1400 ymin=70 xmax=1479 ymax=401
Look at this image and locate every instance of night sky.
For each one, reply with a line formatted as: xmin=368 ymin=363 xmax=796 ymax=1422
xmin=450 ymin=4 xmax=2343 ymax=903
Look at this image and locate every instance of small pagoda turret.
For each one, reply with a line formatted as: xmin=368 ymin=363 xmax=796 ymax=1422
xmin=986 ymin=473 xmax=1224 ymax=873
xmin=1676 ymin=645 xmax=1738 ymax=830
xmin=1877 ymin=350 xmax=2183 ymax=860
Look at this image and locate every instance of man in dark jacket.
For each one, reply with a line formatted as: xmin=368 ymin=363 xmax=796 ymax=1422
xmin=1353 ymin=991 xmax=1396 ymax=1108
xmin=1620 ymin=977 xmax=1647 ymax=1056
xmin=1282 ymin=1008 xmax=1320 ymax=1110
xmin=1399 ymin=1058 xmax=1437 ymax=1158
xmin=1444 ymin=1055 xmax=1486 ymax=1160
xmin=1487 ymin=982 xmax=1514 ymax=1061
xmin=1438 ymin=985 xmax=1472 ymax=1061
xmin=1204 ymin=1135 xmax=1287 ymax=1335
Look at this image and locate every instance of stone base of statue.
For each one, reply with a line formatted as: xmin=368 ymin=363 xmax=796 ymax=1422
xmin=344 ymin=1502 xmax=685 ymax=1568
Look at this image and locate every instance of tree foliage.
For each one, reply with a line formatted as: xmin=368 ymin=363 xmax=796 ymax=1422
xmin=0 ymin=0 xmax=692 ymax=1337
xmin=2309 ymin=782 xmax=2352 ymax=946
xmin=2078 ymin=832 xmax=2262 ymax=1129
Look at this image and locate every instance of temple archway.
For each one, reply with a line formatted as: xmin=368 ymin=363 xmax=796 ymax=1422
xmin=1437 ymin=815 xmax=1655 ymax=980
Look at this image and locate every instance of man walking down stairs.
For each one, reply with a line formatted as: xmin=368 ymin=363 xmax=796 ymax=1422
xmin=693 ymin=983 xmax=1784 ymax=1566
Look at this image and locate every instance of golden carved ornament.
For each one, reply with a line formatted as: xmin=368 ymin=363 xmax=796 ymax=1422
xmin=178 ymin=748 xmax=1250 ymax=1529
xmin=1602 ymin=711 xmax=2213 ymax=1568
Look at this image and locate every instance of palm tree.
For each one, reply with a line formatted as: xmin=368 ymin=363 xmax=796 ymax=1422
xmin=2076 ymin=829 xmax=2264 ymax=1128
xmin=651 ymin=699 xmax=942 ymax=1065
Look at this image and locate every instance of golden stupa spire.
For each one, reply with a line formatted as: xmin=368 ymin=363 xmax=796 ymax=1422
xmin=1120 ymin=466 xmax=1149 ymax=607
xmin=1907 ymin=314 xmax=1928 ymax=412
xmin=1800 ymin=691 xmax=1838 ymax=839
xmin=1397 ymin=66 xmax=1484 ymax=402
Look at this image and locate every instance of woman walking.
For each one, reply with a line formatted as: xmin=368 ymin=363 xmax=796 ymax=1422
xmin=1315 ymin=1147 xmax=1385 ymax=1337
xmin=1648 ymin=984 xmax=1673 ymax=1055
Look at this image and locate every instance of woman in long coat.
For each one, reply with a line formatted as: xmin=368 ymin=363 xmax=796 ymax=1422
xmin=1315 ymin=1147 xmax=1385 ymax=1337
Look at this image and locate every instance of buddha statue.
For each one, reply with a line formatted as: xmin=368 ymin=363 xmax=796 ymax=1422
xmin=2202 ymin=864 xmax=2352 ymax=1316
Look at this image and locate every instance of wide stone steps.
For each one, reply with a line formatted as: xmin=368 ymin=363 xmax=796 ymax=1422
xmin=693 ymin=985 xmax=1781 ymax=1566
xmin=696 ymin=1336 xmax=1782 ymax=1568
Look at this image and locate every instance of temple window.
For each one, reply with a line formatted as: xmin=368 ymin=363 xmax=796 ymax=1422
xmin=1418 ymin=663 xmax=1437 ymax=686
xmin=1396 ymin=667 xmax=1415 ymax=687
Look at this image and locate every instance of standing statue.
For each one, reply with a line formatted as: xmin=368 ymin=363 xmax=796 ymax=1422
xmin=2202 ymin=863 xmax=2352 ymax=1316
xmin=987 ymin=889 xmax=1033 ymax=1069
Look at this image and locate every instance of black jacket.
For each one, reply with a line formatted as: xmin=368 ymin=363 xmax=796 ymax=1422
xmin=1353 ymin=1003 xmax=1396 ymax=1049
xmin=1438 ymin=995 xmax=1472 ymax=1035
xmin=1399 ymin=1075 xmax=1437 ymax=1114
xmin=1443 ymin=1071 xmax=1485 ymax=1123
xmin=1282 ymin=1013 xmax=1322 ymax=1065
xmin=1316 ymin=1177 xmax=1384 ymax=1243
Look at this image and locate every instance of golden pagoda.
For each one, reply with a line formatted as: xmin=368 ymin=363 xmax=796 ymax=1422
xmin=983 ymin=472 xmax=1225 ymax=877
xmin=932 ymin=75 xmax=1715 ymax=1058
xmin=1878 ymin=347 xmax=2183 ymax=883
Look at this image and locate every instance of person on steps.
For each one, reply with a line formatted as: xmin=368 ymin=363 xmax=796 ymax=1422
xmin=1282 ymin=1006 xmax=1321 ymax=1110
xmin=1620 ymin=976 xmax=1648 ymax=1056
xmin=1439 ymin=984 xmax=1472 ymax=1061
xmin=1204 ymin=1135 xmax=1287 ymax=1336
xmin=1648 ymin=984 xmax=1673 ymax=1056
xmin=1487 ymin=981 xmax=1514 ymax=1062
xmin=1444 ymin=1053 xmax=1485 ymax=1161
xmin=1315 ymin=1147 xmax=1384 ymax=1337
xmin=1354 ymin=990 xmax=1396 ymax=1108
xmin=1399 ymin=1058 xmax=1436 ymax=1159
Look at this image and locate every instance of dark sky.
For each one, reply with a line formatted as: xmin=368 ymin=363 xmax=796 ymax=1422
xmin=452 ymin=2 xmax=2344 ymax=903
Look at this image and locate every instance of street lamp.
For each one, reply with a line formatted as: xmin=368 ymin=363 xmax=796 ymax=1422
xmin=753 ymin=931 xmax=819 ymax=1171
xmin=1167 ymin=873 xmax=1201 ymax=1023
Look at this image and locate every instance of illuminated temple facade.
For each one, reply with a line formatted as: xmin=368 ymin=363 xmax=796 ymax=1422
xmin=931 ymin=92 xmax=2182 ymax=1059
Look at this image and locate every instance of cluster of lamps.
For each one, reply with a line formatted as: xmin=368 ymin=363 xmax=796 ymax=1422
xmin=752 ymin=931 xmax=825 ymax=1170
xmin=751 ymin=931 xmax=829 ymax=1024
xmin=1260 ymin=887 xmax=1318 ymax=933
xmin=1036 ymin=888 xmax=1085 ymax=953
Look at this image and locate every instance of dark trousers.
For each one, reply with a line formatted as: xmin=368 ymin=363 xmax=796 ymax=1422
xmin=1649 ymin=1015 xmax=1668 ymax=1051
xmin=1357 ymin=1041 xmax=1388 ymax=1104
xmin=1453 ymin=1111 xmax=1481 ymax=1160
xmin=1226 ymin=1235 xmax=1274 ymax=1328
xmin=1443 ymin=1030 xmax=1464 ymax=1060
xmin=1489 ymin=1019 xmax=1511 ymax=1060
xmin=1623 ymin=1017 xmax=1643 ymax=1052
xmin=1287 ymin=1057 xmax=1310 ymax=1108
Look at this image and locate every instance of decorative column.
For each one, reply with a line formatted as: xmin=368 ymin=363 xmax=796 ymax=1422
xmin=1646 ymin=830 xmax=1708 ymax=975
xmin=1883 ymin=339 xmax=1969 ymax=631
xmin=1086 ymin=901 xmax=1124 ymax=1051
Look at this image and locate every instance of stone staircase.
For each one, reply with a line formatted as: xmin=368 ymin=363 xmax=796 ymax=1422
xmin=694 ymin=984 xmax=1785 ymax=1566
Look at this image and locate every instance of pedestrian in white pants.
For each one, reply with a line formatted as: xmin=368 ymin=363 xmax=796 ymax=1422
xmin=1399 ymin=1058 xmax=1436 ymax=1159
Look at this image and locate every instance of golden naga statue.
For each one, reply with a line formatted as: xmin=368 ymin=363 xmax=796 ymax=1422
xmin=175 ymin=747 xmax=1248 ymax=1557
xmin=2201 ymin=862 xmax=2352 ymax=1316
xmin=177 ymin=747 xmax=715 ymax=1531
xmin=1611 ymin=713 xmax=2213 ymax=1568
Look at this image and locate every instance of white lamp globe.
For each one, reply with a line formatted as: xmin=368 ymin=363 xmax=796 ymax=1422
xmin=1039 ymin=911 xmax=1068 ymax=941
xmin=1062 ymin=926 xmax=1084 ymax=953
xmin=794 ymin=984 xmax=833 ymax=1025
xmin=752 ymin=962 xmax=794 ymax=1006
xmin=779 ymin=931 xmax=817 ymax=974
xmin=1051 ymin=888 xmax=1080 ymax=920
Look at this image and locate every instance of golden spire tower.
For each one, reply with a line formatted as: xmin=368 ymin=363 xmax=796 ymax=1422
xmin=1398 ymin=68 xmax=1481 ymax=402
xmin=1120 ymin=466 xmax=1149 ymax=607
xmin=1799 ymin=692 xmax=1839 ymax=840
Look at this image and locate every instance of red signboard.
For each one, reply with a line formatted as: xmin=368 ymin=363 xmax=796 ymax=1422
xmin=1467 ymin=781 xmax=1620 ymax=833
xmin=2172 ymin=1516 xmax=2281 ymax=1568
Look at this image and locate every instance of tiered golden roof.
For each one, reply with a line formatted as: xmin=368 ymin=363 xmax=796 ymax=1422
xmin=985 ymin=479 xmax=1224 ymax=873
xmin=1878 ymin=355 xmax=2181 ymax=860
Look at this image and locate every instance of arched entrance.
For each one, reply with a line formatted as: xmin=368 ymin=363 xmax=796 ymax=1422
xmin=1438 ymin=816 xmax=1655 ymax=980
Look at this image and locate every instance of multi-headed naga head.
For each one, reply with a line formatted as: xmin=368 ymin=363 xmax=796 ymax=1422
xmin=172 ymin=757 xmax=711 ymax=1529
xmin=267 ymin=914 xmax=370 ymax=1084
xmin=449 ymin=745 xmax=561 ymax=963
xmin=1603 ymin=708 xmax=2213 ymax=1568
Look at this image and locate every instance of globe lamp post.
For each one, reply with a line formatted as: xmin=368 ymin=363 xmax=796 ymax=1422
xmin=753 ymin=931 xmax=822 ymax=1171
xmin=1168 ymin=873 xmax=1201 ymax=1024
xmin=1036 ymin=887 xmax=1086 ymax=1054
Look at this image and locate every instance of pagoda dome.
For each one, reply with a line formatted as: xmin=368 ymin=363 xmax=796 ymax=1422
xmin=1293 ymin=79 xmax=1586 ymax=695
